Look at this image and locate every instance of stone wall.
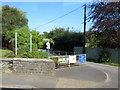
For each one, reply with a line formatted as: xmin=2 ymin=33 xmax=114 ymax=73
xmin=0 ymin=58 xmax=55 ymax=76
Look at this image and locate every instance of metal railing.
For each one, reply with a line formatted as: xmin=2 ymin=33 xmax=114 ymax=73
xmin=49 ymin=50 xmax=76 ymax=56
xmin=38 ymin=49 xmax=76 ymax=56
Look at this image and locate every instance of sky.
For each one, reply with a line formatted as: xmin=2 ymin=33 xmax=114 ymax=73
xmin=2 ymin=2 xmax=93 ymax=33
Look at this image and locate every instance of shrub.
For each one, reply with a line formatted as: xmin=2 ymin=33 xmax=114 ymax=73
xmin=86 ymin=58 xmax=97 ymax=62
xmin=16 ymin=43 xmax=51 ymax=58
xmin=0 ymin=49 xmax=15 ymax=58
xmin=99 ymin=50 xmax=111 ymax=63
xmin=17 ymin=43 xmax=38 ymax=54
xmin=16 ymin=51 xmax=50 ymax=58
xmin=50 ymin=57 xmax=58 ymax=68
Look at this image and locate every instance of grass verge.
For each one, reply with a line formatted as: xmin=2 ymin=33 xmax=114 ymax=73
xmin=0 ymin=49 xmax=15 ymax=58
xmin=101 ymin=62 xmax=120 ymax=67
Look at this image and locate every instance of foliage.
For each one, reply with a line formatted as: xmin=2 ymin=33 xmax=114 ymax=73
xmin=2 ymin=5 xmax=28 ymax=33
xmin=5 ymin=26 xmax=52 ymax=58
xmin=30 ymin=30 xmax=46 ymax=49
xmin=86 ymin=57 xmax=97 ymax=62
xmin=86 ymin=31 xmax=98 ymax=48
xmin=98 ymin=50 xmax=111 ymax=63
xmin=0 ymin=49 xmax=15 ymax=58
xmin=2 ymin=5 xmax=28 ymax=49
xmin=88 ymin=2 xmax=119 ymax=31
xmin=17 ymin=43 xmax=38 ymax=55
xmin=16 ymin=51 xmax=50 ymax=58
xmin=6 ymin=26 xmax=47 ymax=50
xmin=88 ymin=2 xmax=120 ymax=48
xmin=87 ymin=56 xmax=120 ymax=67
xmin=0 ymin=6 xmax=2 ymax=37
xmin=1 ymin=5 xmax=54 ymax=58
xmin=44 ymin=28 xmax=84 ymax=51
xmin=50 ymin=57 xmax=58 ymax=62
xmin=101 ymin=62 xmax=120 ymax=67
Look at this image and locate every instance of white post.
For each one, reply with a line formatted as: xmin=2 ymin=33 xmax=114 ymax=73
xmin=15 ymin=32 xmax=17 ymax=55
xmin=68 ymin=56 xmax=70 ymax=67
xmin=30 ymin=33 xmax=32 ymax=52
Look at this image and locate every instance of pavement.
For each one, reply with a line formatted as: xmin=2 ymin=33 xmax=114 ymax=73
xmin=0 ymin=62 xmax=119 ymax=88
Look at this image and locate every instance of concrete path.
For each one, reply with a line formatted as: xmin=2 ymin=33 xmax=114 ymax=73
xmin=0 ymin=62 xmax=119 ymax=88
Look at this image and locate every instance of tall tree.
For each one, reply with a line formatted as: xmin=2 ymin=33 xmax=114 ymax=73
xmin=2 ymin=5 xmax=28 ymax=49
xmin=88 ymin=2 xmax=120 ymax=48
xmin=2 ymin=5 xmax=28 ymax=32
xmin=45 ymin=28 xmax=84 ymax=51
xmin=6 ymin=26 xmax=48 ymax=52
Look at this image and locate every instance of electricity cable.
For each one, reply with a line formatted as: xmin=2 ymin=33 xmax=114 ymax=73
xmin=34 ymin=6 xmax=81 ymax=30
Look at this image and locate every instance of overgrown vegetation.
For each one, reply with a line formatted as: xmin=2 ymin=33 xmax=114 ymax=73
xmin=1 ymin=3 xmax=119 ymax=67
xmin=1 ymin=5 xmax=53 ymax=58
xmin=87 ymin=2 xmax=120 ymax=49
xmin=87 ymin=57 xmax=120 ymax=67
xmin=16 ymin=51 xmax=50 ymax=58
xmin=44 ymin=28 xmax=84 ymax=51
xmin=0 ymin=49 xmax=15 ymax=58
xmin=101 ymin=62 xmax=120 ymax=67
xmin=0 ymin=49 xmax=50 ymax=58
xmin=2 ymin=5 xmax=28 ymax=49
xmin=98 ymin=50 xmax=111 ymax=63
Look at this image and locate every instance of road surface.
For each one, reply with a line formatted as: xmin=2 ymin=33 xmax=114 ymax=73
xmin=0 ymin=62 xmax=119 ymax=88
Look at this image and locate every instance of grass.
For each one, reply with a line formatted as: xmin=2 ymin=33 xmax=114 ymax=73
xmin=15 ymin=51 xmax=52 ymax=58
xmin=87 ymin=60 xmax=120 ymax=67
xmin=1 ymin=49 xmax=119 ymax=67
xmin=0 ymin=49 xmax=15 ymax=58
xmin=87 ymin=58 xmax=120 ymax=67
xmin=0 ymin=49 xmax=52 ymax=58
xmin=100 ymin=62 xmax=120 ymax=67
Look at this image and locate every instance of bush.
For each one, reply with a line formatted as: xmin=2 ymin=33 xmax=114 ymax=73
xmin=87 ymin=58 xmax=97 ymax=62
xmin=99 ymin=50 xmax=111 ymax=63
xmin=50 ymin=57 xmax=58 ymax=68
xmin=17 ymin=43 xmax=38 ymax=55
xmin=16 ymin=43 xmax=51 ymax=58
xmin=0 ymin=49 xmax=15 ymax=58
xmin=16 ymin=51 xmax=50 ymax=58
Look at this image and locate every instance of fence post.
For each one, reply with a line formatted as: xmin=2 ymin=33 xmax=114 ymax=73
xmin=65 ymin=52 xmax=67 ymax=55
xmin=15 ymin=32 xmax=17 ymax=55
xmin=74 ymin=52 xmax=75 ymax=55
xmin=59 ymin=51 xmax=60 ymax=56
xmin=30 ymin=33 xmax=32 ymax=53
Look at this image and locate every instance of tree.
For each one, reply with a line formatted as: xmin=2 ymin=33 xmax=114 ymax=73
xmin=6 ymin=26 xmax=48 ymax=51
xmin=2 ymin=5 xmax=28 ymax=49
xmin=2 ymin=5 xmax=28 ymax=32
xmin=86 ymin=31 xmax=98 ymax=48
xmin=88 ymin=2 xmax=120 ymax=48
xmin=45 ymin=28 xmax=84 ymax=51
xmin=0 ymin=6 xmax=2 ymax=48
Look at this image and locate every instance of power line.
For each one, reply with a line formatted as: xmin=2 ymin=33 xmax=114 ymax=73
xmin=34 ymin=6 xmax=82 ymax=30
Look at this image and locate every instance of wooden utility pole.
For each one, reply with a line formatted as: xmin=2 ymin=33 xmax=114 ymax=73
xmin=83 ymin=4 xmax=86 ymax=54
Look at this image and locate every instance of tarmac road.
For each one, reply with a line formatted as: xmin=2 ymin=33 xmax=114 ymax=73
xmin=0 ymin=62 xmax=119 ymax=88
xmin=86 ymin=62 xmax=119 ymax=88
